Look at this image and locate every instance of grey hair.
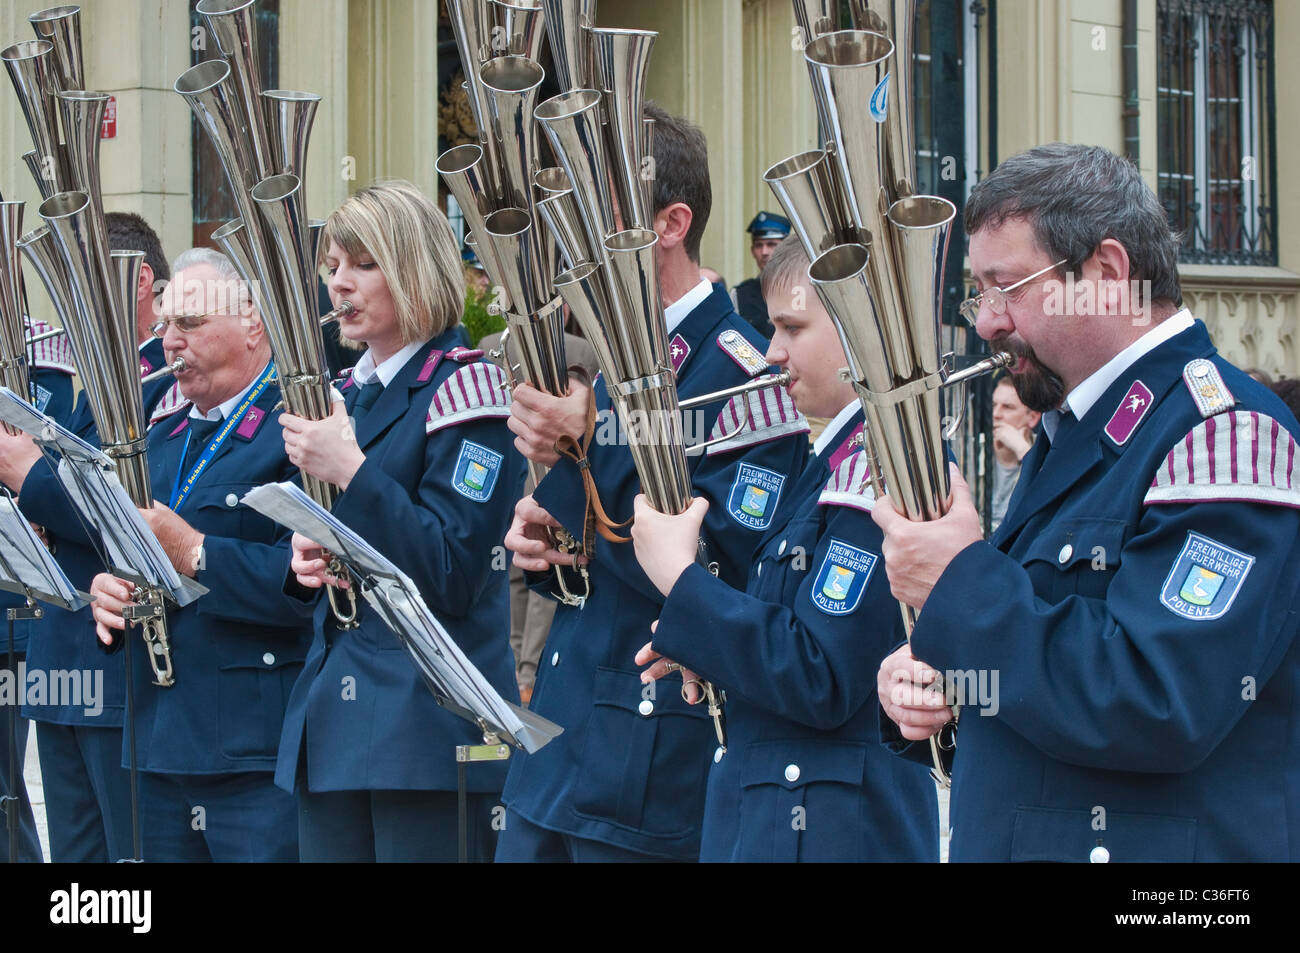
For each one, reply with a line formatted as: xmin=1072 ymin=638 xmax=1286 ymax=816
xmin=168 ymin=247 xmax=255 ymax=315
xmin=759 ymin=235 xmax=811 ymax=299
xmin=963 ymin=143 xmax=1182 ymax=308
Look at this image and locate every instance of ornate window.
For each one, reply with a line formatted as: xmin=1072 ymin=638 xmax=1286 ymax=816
xmin=1157 ymin=0 xmax=1275 ymax=265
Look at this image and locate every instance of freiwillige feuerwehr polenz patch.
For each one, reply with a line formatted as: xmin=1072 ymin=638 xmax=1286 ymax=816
xmin=726 ymin=463 xmax=785 ymax=530
xmin=1159 ymin=531 xmax=1254 ymax=621
xmin=810 ymin=539 xmax=876 ymax=616
xmin=451 ymin=439 xmax=503 ymax=502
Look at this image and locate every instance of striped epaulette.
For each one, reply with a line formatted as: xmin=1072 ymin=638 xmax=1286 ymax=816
xmin=25 ymin=319 xmax=76 ymax=374
xmin=704 ymin=381 xmax=809 ymax=456
xmin=818 ymin=447 xmax=876 ymax=512
xmin=148 ymin=380 xmax=189 ymax=425
xmin=1144 ymin=409 xmax=1300 ymax=509
xmin=426 ymin=360 xmax=511 ymax=435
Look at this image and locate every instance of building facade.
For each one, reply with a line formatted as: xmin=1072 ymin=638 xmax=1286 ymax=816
xmin=1 ymin=0 xmax=1295 ymax=376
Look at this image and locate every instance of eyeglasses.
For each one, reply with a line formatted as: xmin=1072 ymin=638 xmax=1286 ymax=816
xmin=957 ymin=259 xmax=1068 ymax=326
xmin=151 ymin=310 xmax=239 ymax=336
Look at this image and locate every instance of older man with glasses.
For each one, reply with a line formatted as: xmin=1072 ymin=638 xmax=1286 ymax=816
xmin=874 ymin=143 xmax=1300 ymax=863
xmin=87 ymin=248 xmax=314 ymax=863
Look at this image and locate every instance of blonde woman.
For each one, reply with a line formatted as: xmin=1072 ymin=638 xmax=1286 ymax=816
xmin=275 ymin=181 xmax=523 ymax=861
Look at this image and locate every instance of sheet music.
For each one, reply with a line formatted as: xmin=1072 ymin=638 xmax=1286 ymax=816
xmin=0 ymin=383 xmax=206 ymax=607
xmin=0 ymin=494 xmax=87 ymax=611
xmin=242 ymin=482 xmax=563 ymax=754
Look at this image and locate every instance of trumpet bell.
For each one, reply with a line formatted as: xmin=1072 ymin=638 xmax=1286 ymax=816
xmin=535 ymin=88 xmax=619 ymax=264
xmin=542 ymin=0 xmax=597 ymax=91
xmin=763 ymin=149 xmax=856 ymax=257
xmin=590 ymin=28 xmax=656 ymax=230
xmin=29 ymin=5 xmax=84 ymax=92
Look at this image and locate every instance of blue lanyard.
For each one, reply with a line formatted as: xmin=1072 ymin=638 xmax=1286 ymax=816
xmin=168 ymin=363 xmax=277 ymax=511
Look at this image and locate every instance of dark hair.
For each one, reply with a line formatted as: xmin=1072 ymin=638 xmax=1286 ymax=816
xmin=105 ymin=211 xmax=169 ymax=288
xmin=963 ymin=143 xmax=1181 ymax=309
xmin=1270 ymin=378 xmax=1300 ymax=420
xmin=644 ymin=101 xmax=711 ymax=262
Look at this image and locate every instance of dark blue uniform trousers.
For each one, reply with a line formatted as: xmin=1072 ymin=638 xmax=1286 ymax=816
xmin=138 ymin=771 xmax=297 ymax=863
xmin=35 ymin=722 xmax=133 ymax=862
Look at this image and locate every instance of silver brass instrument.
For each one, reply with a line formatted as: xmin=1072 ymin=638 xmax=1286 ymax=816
xmin=3 ymin=5 xmax=177 ymax=685
xmin=439 ymin=0 xmax=588 ymax=607
xmin=772 ymin=1 xmax=1010 ymax=785
xmin=176 ymin=0 xmax=356 ymax=628
xmin=528 ymin=11 xmax=739 ymax=749
xmin=0 ymin=201 xmax=32 ymax=437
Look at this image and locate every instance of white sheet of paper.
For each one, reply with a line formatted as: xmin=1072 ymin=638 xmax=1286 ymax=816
xmin=0 ymin=495 xmax=87 ymax=610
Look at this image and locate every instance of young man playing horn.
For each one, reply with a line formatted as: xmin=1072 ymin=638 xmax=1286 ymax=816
xmin=629 ymin=236 xmax=939 ymax=861
xmin=874 ymin=143 xmax=1300 ymax=862
xmin=498 ymin=105 xmax=810 ymax=862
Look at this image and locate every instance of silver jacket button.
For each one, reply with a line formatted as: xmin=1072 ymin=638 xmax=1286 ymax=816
xmin=262 ymin=652 xmax=275 ymax=666
xmin=226 ymin=493 xmax=239 ymax=508
xmin=1089 ymin=845 xmax=1110 ymax=863
xmin=784 ymin=763 xmax=800 ymax=783
xmin=713 ymin=746 xmax=725 ymax=763
xmin=550 ymin=651 xmax=560 ymax=666
xmin=1058 ymin=543 xmax=1073 ymax=564
xmin=777 ymin=539 xmax=787 ymax=555
xmin=638 ymin=699 xmax=654 ymax=716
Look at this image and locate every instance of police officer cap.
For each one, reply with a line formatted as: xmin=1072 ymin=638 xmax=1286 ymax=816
xmin=747 ymin=211 xmax=791 ymax=240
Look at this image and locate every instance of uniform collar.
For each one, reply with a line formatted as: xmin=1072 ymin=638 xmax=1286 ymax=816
xmin=813 ymin=400 xmax=862 ymax=458
xmin=663 ymin=279 xmax=713 ymax=337
xmin=189 ymin=361 xmax=272 ymax=422
xmin=1064 ymin=308 xmax=1195 ymax=422
xmin=352 ymin=339 xmax=425 ymax=388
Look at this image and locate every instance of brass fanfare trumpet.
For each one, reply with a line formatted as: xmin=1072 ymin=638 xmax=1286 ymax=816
xmin=772 ymin=0 xmax=1012 ymax=785
xmin=176 ymin=0 xmax=356 ymax=628
xmin=2 ymin=5 xmax=178 ymax=685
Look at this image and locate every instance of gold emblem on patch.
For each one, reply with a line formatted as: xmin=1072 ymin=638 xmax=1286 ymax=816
xmin=718 ymin=329 xmax=768 ymax=377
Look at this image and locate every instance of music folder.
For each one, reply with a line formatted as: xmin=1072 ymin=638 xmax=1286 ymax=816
xmin=241 ymin=481 xmax=563 ymax=754
xmin=0 ymin=386 xmax=206 ymax=607
xmin=0 ymin=491 xmax=87 ymax=611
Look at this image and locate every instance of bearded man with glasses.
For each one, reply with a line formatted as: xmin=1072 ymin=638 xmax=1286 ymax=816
xmin=873 ymin=143 xmax=1300 ymax=862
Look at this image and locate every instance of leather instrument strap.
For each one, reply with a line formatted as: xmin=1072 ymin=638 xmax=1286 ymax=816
xmin=554 ymin=382 xmax=632 ymax=547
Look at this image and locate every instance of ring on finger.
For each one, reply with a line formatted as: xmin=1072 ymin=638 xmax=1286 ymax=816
xmin=663 ymin=661 xmax=680 ymax=673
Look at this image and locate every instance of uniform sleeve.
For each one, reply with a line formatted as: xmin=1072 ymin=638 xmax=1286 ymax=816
xmin=533 ymin=379 xmax=810 ymax=604
xmin=330 ymin=401 xmax=524 ymax=621
xmin=911 ymin=496 xmax=1300 ymax=773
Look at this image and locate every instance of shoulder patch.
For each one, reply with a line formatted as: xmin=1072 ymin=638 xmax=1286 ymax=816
xmin=669 ymin=333 xmax=690 ymax=374
xmin=1104 ymin=380 xmax=1154 ymax=447
xmin=426 ymin=362 xmax=512 ymax=435
xmin=149 ymin=380 xmax=190 ymax=425
xmin=716 ymin=328 xmax=768 ymax=377
xmin=818 ymin=448 xmax=876 ymax=512
xmin=1159 ymin=531 xmax=1254 ymax=621
xmin=24 ymin=319 xmax=76 ymax=375
xmin=726 ymin=462 xmax=787 ymax=530
xmin=810 ymin=538 xmax=877 ymax=616
xmin=704 ymin=383 xmax=810 ymax=456
xmin=30 ymin=382 xmax=52 ymax=413
xmin=1145 ymin=410 xmax=1300 ymax=509
xmin=1182 ymin=358 xmax=1236 ymax=418
xmin=451 ymin=439 xmax=504 ymax=502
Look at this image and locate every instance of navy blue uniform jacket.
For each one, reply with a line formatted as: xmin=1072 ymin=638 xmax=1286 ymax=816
xmin=122 ymin=370 xmax=315 ymax=774
xmin=275 ymin=332 xmax=523 ymax=794
xmin=17 ymin=339 xmax=179 ymax=726
xmin=501 ymin=286 xmax=811 ymax=859
xmin=654 ymin=410 xmax=938 ymax=861
xmin=2 ymin=324 xmax=76 ymax=655
xmin=907 ymin=318 xmax=1300 ymax=861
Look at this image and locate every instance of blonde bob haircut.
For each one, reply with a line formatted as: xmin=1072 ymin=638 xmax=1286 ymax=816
xmin=319 ymin=180 xmax=465 ymax=347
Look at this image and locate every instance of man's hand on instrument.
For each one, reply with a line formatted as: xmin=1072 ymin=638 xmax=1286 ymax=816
xmin=281 ymin=401 xmax=366 ymax=490
xmin=90 ymin=572 xmax=135 ymax=646
xmin=871 ymin=463 xmax=983 ymax=610
xmin=0 ymin=426 xmax=43 ymax=491
xmin=290 ymin=531 xmax=349 ymax=590
xmin=505 ymin=494 xmax=588 ymax=573
xmin=877 ymin=643 xmax=954 ymax=741
xmin=139 ymin=503 xmax=206 ymax=578
xmin=636 ymin=628 xmax=704 ymax=705
xmin=630 ymin=495 xmax=708 ymax=597
xmin=507 ymin=381 xmax=590 ymax=466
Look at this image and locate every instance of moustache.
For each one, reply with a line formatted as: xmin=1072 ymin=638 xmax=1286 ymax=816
xmin=992 ymin=336 xmax=1066 ymax=413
